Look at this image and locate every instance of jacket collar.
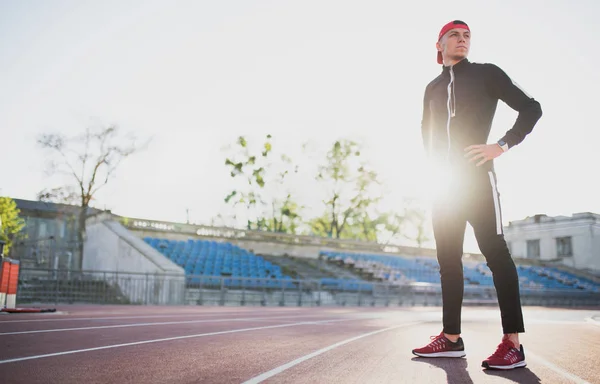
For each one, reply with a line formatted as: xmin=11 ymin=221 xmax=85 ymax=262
xmin=442 ymin=58 xmax=469 ymax=73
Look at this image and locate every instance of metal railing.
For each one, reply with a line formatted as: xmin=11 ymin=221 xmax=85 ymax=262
xmin=10 ymin=237 xmax=80 ymax=270
xmin=116 ymin=213 xmax=438 ymax=257
xmin=15 ymin=267 xmax=600 ymax=308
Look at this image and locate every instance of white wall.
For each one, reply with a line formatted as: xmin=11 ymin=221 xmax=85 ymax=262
xmin=589 ymin=226 xmax=600 ymax=271
xmin=83 ymin=215 xmax=185 ymax=304
xmin=84 ymin=220 xmax=184 ymax=274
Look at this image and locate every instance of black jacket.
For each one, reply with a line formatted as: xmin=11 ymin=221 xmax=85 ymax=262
xmin=421 ymin=58 xmax=542 ymax=174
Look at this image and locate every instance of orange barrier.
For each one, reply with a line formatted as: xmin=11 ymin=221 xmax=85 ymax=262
xmin=0 ymin=258 xmax=19 ymax=309
xmin=0 ymin=257 xmax=56 ymax=313
xmin=6 ymin=259 xmax=19 ymax=309
xmin=0 ymin=258 xmax=10 ymax=308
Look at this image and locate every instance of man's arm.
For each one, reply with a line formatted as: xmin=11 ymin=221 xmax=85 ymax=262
xmin=487 ymin=64 xmax=543 ymax=149
xmin=421 ymin=86 xmax=432 ymax=156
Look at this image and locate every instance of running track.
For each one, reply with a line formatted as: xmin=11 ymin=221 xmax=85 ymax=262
xmin=0 ymin=305 xmax=598 ymax=383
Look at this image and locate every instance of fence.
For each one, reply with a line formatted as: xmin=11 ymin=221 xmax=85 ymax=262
xmin=14 ymin=267 xmax=600 ymax=308
xmin=10 ymin=237 xmax=79 ymax=270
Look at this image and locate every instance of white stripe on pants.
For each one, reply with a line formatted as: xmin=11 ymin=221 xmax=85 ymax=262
xmin=488 ymin=171 xmax=503 ymax=235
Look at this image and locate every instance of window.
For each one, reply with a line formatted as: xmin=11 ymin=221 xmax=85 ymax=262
xmin=556 ymin=237 xmax=573 ymax=257
xmin=527 ymin=240 xmax=540 ymax=259
xmin=38 ymin=221 xmax=47 ymax=238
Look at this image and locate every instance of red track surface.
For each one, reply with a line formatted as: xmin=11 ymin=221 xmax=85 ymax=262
xmin=0 ymin=305 xmax=598 ymax=383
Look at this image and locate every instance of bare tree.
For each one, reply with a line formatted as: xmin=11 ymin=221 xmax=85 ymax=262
xmin=37 ymin=123 xmax=148 ymax=268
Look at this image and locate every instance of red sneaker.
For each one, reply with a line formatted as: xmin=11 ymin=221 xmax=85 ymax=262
xmin=481 ymin=336 xmax=527 ymax=370
xmin=412 ymin=332 xmax=466 ymax=358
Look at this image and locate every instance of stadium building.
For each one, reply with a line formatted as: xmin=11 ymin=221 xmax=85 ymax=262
xmin=9 ymin=199 xmax=102 ymax=271
xmin=5 ymin=198 xmax=600 ymax=308
xmin=504 ymin=212 xmax=600 ymax=273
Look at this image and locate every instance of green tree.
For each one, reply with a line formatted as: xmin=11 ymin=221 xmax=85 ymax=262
xmin=352 ymin=211 xmax=406 ymax=243
xmin=37 ymin=122 xmax=147 ymax=268
xmin=223 ymin=135 xmax=302 ymax=233
xmin=400 ymin=197 xmax=432 ymax=248
xmin=0 ymin=196 xmax=26 ymax=255
xmin=307 ymin=206 xmax=405 ymax=243
xmin=310 ymin=139 xmax=385 ymax=239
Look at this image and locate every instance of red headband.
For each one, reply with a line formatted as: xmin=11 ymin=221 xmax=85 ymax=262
xmin=437 ymin=20 xmax=470 ymax=64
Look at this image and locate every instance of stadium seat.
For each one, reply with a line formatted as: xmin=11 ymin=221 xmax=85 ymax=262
xmin=320 ymin=251 xmax=600 ymax=293
xmin=144 ymin=237 xmax=295 ymax=288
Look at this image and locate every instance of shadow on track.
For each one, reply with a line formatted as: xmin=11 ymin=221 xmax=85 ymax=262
xmin=411 ymin=357 xmax=542 ymax=384
xmin=411 ymin=357 xmax=474 ymax=384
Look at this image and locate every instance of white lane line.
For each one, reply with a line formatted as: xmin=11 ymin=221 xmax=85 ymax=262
xmin=242 ymin=322 xmax=420 ymax=384
xmin=584 ymin=317 xmax=600 ymax=327
xmin=0 ymin=310 xmax=308 ymax=324
xmin=0 ymin=318 xmax=366 ymax=365
xmin=0 ymin=314 xmax=350 ymax=336
xmin=526 ymin=350 xmax=592 ymax=384
xmin=526 ymin=319 xmax=600 ymax=326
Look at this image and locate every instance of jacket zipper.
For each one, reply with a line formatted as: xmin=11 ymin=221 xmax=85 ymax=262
xmin=445 ymin=66 xmax=456 ymax=157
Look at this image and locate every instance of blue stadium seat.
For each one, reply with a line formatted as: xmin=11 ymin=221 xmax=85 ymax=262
xmin=319 ymin=250 xmax=600 ymax=293
xmin=143 ymin=237 xmax=295 ymax=287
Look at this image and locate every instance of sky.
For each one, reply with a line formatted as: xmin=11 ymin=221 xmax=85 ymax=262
xmin=1 ymin=0 xmax=599 ymax=252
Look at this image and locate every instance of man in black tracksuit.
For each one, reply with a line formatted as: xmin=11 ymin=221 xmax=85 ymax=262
xmin=411 ymin=20 xmax=542 ymax=370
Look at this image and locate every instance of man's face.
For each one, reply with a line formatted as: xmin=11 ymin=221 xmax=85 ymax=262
xmin=437 ymin=28 xmax=470 ymax=63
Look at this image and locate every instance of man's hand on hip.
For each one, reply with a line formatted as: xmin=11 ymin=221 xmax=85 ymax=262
xmin=464 ymin=144 xmax=504 ymax=166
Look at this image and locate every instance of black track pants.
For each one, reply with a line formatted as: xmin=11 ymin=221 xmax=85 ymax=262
xmin=432 ymin=170 xmax=525 ymax=335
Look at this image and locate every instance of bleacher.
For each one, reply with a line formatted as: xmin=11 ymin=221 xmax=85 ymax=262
xmin=321 ymin=251 xmax=600 ymax=293
xmin=143 ymin=237 xmax=378 ymax=293
xmin=516 ymin=265 xmax=600 ymax=292
xmin=141 ymin=238 xmax=600 ymax=294
xmin=295 ymin=255 xmax=373 ymax=292
xmin=144 ymin=237 xmax=295 ymax=289
xmin=322 ymin=251 xmax=440 ymax=285
xmin=318 ymin=277 xmax=373 ymax=292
